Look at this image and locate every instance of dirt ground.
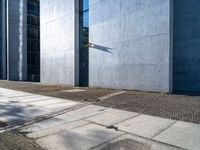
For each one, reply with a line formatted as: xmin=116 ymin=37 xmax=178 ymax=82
xmin=1 ymin=115 xmax=44 ymax=150
xmin=0 ymin=80 xmax=119 ymax=102
xmin=0 ymin=80 xmax=200 ymax=124
xmin=0 ymin=130 xmax=45 ymax=150
xmin=0 ymin=121 xmax=7 ymax=128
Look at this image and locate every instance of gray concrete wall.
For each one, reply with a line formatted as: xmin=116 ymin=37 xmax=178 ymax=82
xmin=40 ymin=0 xmax=77 ymax=85
xmin=173 ymin=0 xmax=200 ymax=93
xmin=8 ymin=0 xmax=27 ymax=80
xmin=89 ymin=0 xmax=171 ymax=92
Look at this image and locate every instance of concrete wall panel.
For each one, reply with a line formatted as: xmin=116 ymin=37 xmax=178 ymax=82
xmin=89 ymin=0 xmax=171 ymax=92
xmin=40 ymin=0 xmax=76 ymax=85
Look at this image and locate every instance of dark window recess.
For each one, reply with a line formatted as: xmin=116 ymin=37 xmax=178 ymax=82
xmin=79 ymin=0 xmax=89 ymax=86
xmin=0 ymin=21 xmax=2 ymax=77
xmin=0 ymin=2 xmax=3 ymax=79
xmin=27 ymin=0 xmax=40 ymax=82
xmin=27 ymin=0 xmax=39 ymax=14
xmin=28 ymin=14 xmax=39 ymax=25
xmin=28 ymin=39 xmax=40 ymax=53
xmin=28 ymin=25 xmax=39 ymax=38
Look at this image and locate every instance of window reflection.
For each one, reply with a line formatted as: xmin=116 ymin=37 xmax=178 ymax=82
xmin=79 ymin=0 xmax=89 ymax=86
xmin=27 ymin=0 xmax=40 ymax=82
xmin=0 ymin=2 xmax=2 ymax=78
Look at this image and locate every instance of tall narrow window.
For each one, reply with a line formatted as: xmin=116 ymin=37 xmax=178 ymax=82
xmin=0 ymin=0 xmax=7 ymax=80
xmin=0 ymin=1 xmax=3 ymax=79
xmin=79 ymin=0 xmax=89 ymax=86
xmin=27 ymin=0 xmax=40 ymax=82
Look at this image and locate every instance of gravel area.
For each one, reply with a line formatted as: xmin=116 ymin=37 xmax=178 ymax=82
xmin=96 ymin=91 xmax=200 ymax=124
xmin=0 ymin=130 xmax=45 ymax=150
xmin=0 ymin=120 xmax=43 ymax=150
xmin=0 ymin=121 xmax=7 ymax=128
xmin=0 ymin=80 xmax=200 ymax=124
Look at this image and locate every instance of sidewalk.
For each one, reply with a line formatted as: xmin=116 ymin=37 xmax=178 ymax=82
xmin=0 ymin=80 xmax=200 ymax=124
xmin=0 ymin=87 xmax=200 ymax=150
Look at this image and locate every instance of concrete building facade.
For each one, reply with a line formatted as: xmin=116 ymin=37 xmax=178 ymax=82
xmin=0 ymin=0 xmax=40 ymax=81
xmin=1 ymin=0 xmax=200 ymax=93
xmin=40 ymin=0 xmax=77 ymax=85
xmin=0 ymin=0 xmax=6 ymax=80
xmin=8 ymin=0 xmax=27 ymax=81
xmin=173 ymin=0 xmax=200 ymax=93
xmin=40 ymin=0 xmax=172 ymax=92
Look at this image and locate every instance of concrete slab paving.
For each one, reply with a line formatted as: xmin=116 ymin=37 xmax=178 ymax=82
xmin=0 ymin=91 xmax=26 ymax=96
xmin=7 ymin=93 xmax=35 ymax=98
xmin=27 ymin=98 xmax=68 ymax=106
xmin=153 ymin=121 xmax=200 ymax=150
xmin=26 ymin=120 xmax=89 ymax=139
xmin=62 ymin=89 xmax=87 ymax=93
xmin=66 ymin=105 xmax=108 ymax=119
xmin=0 ymin=101 xmax=51 ymax=113
xmin=0 ymin=104 xmax=49 ymax=124
xmin=10 ymin=95 xmax=49 ymax=101
xmin=20 ymin=113 xmax=78 ymax=133
xmin=86 ymin=108 xmax=139 ymax=126
xmin=0 ymin=88 xmax=82 ymax=125
xmin=36 ymin=123 xmax=123 ymax=150
xmin=15 ymin=97 xmax=53 ymax=103
xmin=43 ymin=101 xmax=80 ymax=110
xmin=115 ymin=115 xmax=177 ymax=138
xmin=0 ymin=88 xmax=34 ymax=97
xmin=92 ymin=134 xmax=183 ymax=150
xmin=0 ymin=87 xmax=199 ymax=150
xmin=0 ymin=93 xmax=35 ymax=99
xmin=0 ymin=89 xmax=18 ymax=92
xmin=7 ymin=92 xmax=31 ymax=96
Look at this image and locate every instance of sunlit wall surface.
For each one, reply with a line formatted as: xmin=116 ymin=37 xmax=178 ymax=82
xmin=89 ymin=0 xmax=171 ymax=92
xmin=40 ymin=0 xmax=76 ymax=85
xmin=1 ymin=0 xmax=199 ymax=93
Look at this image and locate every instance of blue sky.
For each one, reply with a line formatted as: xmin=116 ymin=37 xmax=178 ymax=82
xmin=83 ymin=0 xmax=89 ymax=27
xmin=83 ymin=0 xmax=89 ymax=11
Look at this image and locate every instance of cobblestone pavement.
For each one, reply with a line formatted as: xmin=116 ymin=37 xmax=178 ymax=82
xmin=0 ymin=80 xmax=200 ymax=124
xmin=96 ymin=91 xmax=200 ymax=124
